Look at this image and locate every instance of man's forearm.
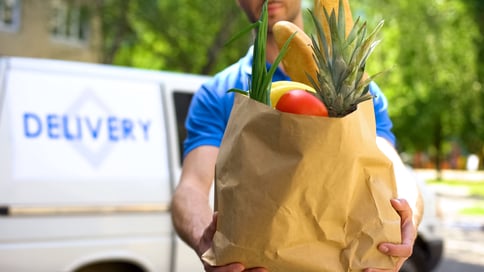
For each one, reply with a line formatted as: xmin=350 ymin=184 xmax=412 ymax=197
xmin=171 ymin=183 xmax=213 ymax=254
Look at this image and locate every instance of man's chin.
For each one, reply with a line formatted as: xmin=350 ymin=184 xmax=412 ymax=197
xmin=268 ymin=17 xmax=283 ymax=29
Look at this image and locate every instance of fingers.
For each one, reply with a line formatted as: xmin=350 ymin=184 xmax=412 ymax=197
xmin=205 ymin=262 xmax=268 ymax=272
xmin=377 ymin=199 xmax=415 ymax=258
xmin=201 ymin=214 xmax=259 ymax=272
xmin=205 ymin=212 xmax=218 ymax=238
xmin=202 ymin=213 xmax=218 ymax=243
xmin=379 ymin=198 xmax=416 ymax=257
xmin=363 ymin=268 xmax=395 ymax=272
xmin=390 ymin=198 xmax=413 ymax=230
xmin=245 ymin=268 xmax=269 ymax=272
xmin=205 ymin=262 xmax=245 ymax=272
xmin=198 ymin=213 xmax=219 ymax=258
xmin=368 ymin=198 xmax=416 ymax=272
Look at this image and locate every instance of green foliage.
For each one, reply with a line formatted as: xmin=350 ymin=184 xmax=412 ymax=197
xmin=353 ymin=0 xmax=482 ymax=168
xmin=460 ymin=205 xmax=484 ymax=216
xmin=97 ymin=0 xmax=249 ymax=75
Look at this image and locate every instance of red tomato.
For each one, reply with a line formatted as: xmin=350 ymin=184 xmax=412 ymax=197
xmin=276 ymin=90 xmax=328 ymax=117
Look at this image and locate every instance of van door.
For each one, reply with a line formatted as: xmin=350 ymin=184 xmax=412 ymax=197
xmin=0 ymin=57 xmax=175 ymax=272
xmin=160 ymin=72 xmax=212 ymax=272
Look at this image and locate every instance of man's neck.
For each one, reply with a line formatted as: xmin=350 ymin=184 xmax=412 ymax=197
xmin=266 ymin=32 xmax=284 ymax=71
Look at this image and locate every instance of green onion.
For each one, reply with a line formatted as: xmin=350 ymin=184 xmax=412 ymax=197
xmin=229 ymin=0 xmax=295 ymax=106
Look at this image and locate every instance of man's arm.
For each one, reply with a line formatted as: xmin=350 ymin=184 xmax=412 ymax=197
xmin=171 ymin=146 xmax=219 ymax=255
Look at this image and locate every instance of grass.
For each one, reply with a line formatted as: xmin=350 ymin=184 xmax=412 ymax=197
xmin=460 ymin=205 xmax=484 ymax=216
xmin=426 ymin=179 xmax=484 ymax=198
xmin=426 ymin=179 xmax=484 ymax=216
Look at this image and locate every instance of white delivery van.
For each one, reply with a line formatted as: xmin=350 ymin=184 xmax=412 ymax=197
xmin=0 ymin=57 xmax=209 ymax=272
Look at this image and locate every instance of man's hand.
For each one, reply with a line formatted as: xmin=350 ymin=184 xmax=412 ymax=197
xmin=365 ymin=198 xmax=417 ymax=272
xmin=198 ymin=213 xmax=268 ymax=272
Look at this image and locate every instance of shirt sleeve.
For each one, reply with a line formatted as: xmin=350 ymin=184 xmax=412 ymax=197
xmin=182 ymin=54 xmax=251 ymax=158
xmin=369 ymin=81 xmax=396 ymax=146
xmin=183 ymin=80 xmax=233 ymax=158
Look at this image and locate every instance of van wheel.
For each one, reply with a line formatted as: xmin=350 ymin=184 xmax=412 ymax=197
xmin=400 ymin=246 xmax=427 ymax=272
xmin=76 ymin=262 xmax=145 ymax=272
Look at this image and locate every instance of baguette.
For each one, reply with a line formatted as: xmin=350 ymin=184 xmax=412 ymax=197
xmin=272 ymin=21 xmax=317 ymax=85
xmin=273 ymin=1 xmax=355 ymax=85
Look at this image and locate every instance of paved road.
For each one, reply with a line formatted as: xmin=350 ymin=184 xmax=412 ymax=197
xmin=414 ymin=169 xmax=484 ymax=271
xmin=435 ymin=221 xmax=484 ymax=272
xmin=430 ymin=192 xmax=484 ymax=272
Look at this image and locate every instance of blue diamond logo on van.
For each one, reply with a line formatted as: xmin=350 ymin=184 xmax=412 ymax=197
xmin=65 ymin=89 xmax=114 ymax=169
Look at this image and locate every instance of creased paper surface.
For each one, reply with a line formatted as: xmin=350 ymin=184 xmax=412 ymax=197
xmin=203 ymin=94 xmax=401 ymax=271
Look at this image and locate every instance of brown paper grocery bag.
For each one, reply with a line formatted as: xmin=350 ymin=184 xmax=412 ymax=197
xmin=202 ymin=93 xmax=401 ymax=271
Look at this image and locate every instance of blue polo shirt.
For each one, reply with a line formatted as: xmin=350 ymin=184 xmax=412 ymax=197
xmin=184 ymin=48 xmax=396 ymax=158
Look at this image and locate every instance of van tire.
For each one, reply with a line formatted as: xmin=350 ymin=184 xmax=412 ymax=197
xmin=75 ymin=261 xmax=145 ymax=272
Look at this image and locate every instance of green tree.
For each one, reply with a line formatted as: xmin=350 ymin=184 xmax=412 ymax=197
xmin=460 ymin=0 xmax=484 ymax=168
xmin=96 ymin=0 xmax=249 ymax=75
xmin=353 ymin=0 xmax=480 ymax=172
xmin=95 ymin=0 xmax=135 ymax=65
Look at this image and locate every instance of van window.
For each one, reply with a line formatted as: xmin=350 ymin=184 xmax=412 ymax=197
xmin=173 ymin=91 xmax=193 ymax=166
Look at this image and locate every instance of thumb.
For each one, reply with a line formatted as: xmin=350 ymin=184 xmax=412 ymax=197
xmin=207 ymin=212 xmax=218 ymax=235
xmin=198 ymin=212 xmax=218 ymax=256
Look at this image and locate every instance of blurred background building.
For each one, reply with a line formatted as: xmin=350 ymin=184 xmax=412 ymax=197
xmin=0 ymin=0 xmax=100 ymax=63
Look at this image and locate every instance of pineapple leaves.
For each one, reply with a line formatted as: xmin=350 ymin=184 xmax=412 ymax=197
xmin=307 ymin=0 xmax=385 ymax=117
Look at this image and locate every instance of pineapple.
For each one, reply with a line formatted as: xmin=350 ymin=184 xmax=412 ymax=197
xmin=308 ymin=0 xmax=384 ymax=117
